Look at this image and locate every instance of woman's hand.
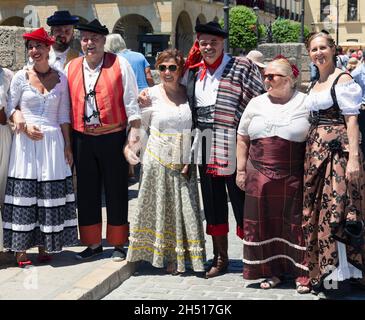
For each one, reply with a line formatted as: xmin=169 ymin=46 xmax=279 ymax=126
xmin=346 ymin=156 xmax=360 ymax=181
xmin=137 ymin=89 xmax=152 ymax=108
xmin=25 ymin=124 xmax=44 ymax=140
xmin=12 ymin=109 xmax=26 ymax=133
xmin=64 ymin=144 xmax=73 ymax=167
xmin=236 ymin=170 xmax=247 ymax=191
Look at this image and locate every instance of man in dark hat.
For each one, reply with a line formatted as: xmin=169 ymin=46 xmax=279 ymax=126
xmin=184 ymin=21 xmax=265 ymax=278
xmin=47 ymin=10 xmax=80 ymax=72
xmin=65 ymin=19 xmax=141 ymax=262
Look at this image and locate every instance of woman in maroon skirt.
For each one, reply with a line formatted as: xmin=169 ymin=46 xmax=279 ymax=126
xmin=236 ymin=57 xmax=311 ymax=293
xmin=303 ymin=32 xmax=365 ymax=294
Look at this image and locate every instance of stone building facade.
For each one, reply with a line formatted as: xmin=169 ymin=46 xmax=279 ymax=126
xmin=0 ymin=0 xmax=228 ymax=59
xmin=305 ymin=0 xmax=365 ymax=49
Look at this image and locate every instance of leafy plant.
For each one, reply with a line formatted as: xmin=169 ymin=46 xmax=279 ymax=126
xmin=272 ymin=18 xmax=310 ymax=43
xmin=220 ymin=5 xmax=264 ymax=51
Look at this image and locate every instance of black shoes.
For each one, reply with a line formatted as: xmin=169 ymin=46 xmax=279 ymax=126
xmin=75 ymin=245 xmax=103 ymax=260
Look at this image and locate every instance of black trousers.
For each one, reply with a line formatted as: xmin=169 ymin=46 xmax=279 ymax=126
xmin=199 ymin=165 xmax=245 ymax=238
xmin=197 ymin=134 xmax=245 ymax=238
xmin=72 ymin=130 xmax=129 ymax=246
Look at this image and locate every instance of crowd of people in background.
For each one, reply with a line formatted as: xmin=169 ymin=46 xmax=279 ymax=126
xmin=0 ymin=10 xmax=365 ymax=298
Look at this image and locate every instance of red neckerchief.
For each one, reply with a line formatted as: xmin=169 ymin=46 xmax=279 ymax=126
xmin=189 ymin=53 xmax=224 ymax=81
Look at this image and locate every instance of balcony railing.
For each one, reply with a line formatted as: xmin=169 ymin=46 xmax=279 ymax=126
xmin=236 ymin=0 xmax=264 ymax=10
xmin=264 ymin=2 xmax=276 ymax=15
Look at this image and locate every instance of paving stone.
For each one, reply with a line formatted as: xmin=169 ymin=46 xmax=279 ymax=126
xmin=134 ymin=287 xmax=171 ymax=295
xmin=103 ymin=187 xmax=365 ymax=301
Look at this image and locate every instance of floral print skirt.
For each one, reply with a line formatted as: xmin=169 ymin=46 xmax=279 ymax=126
xmin=303 ymin=123 xmax=365 ymax=290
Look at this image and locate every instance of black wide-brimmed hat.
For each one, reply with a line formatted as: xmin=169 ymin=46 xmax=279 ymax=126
xmin=47 ymin=10 xmax=79 ymax=26
xmin=195 ymin=21 xmax=228 ymax=38
xmin=75 ymin=19 xmax=109 ymax=35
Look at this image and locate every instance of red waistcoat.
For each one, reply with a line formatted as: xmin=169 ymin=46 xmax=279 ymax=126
xmin=67 ymin=52 xmax=127 ymax=133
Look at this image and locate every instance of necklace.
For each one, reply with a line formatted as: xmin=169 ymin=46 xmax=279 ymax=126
xmin=33 ymin=67 xmax=52 ymax=78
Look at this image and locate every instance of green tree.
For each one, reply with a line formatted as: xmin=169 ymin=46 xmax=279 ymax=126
xmin=220 ymin=5 xmax=264 ymax=51
xmin=272 ymin=18 xmax=310 ymax=43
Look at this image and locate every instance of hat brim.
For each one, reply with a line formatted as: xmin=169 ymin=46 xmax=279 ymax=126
xmin=23 ymin=34 xmax=55 ymax=46
xmin=254 ymin=61 xmax=266 ymax=68
xmin=75 ymin=25 xmax=109 ymax=35
xmin=47 ymin=18 xmax=79 ymax=26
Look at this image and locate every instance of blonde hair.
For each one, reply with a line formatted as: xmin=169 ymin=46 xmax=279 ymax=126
xmin=268 ymin=58 xmax=298 ymax=88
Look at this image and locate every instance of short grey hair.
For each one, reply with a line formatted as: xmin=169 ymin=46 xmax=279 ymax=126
xmin=105 ymin=33 xmax=127 ymax=53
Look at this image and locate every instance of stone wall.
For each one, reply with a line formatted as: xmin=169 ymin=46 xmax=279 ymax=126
xmin=258 ymin=43 xmax=311 ymax=91
xmin=0 ymin=26 xmax=34 ymax=71
xmin=0 ymin=26 xmax=83 ymax=72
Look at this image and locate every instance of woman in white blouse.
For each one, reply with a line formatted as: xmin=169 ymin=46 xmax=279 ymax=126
xmin=126 ymin=49 xmax=206 ymax=275
xmin=236 ymin=57 xmax=311 ymax=293
xmin=303 ymin=32 xmax=365 ymax=293
xmin=0 ymin=67 xmax=13 ymax=252
xmin=3 ymin=28 xmax=78 ymax=267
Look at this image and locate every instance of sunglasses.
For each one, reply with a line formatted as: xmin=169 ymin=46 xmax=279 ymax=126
xmin=263 ymin=74 xmax=286 ymax=81
xmin=158 ymin=64 xmax=178 ymax=72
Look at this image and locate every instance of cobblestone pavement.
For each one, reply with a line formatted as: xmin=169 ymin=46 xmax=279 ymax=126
xmin=104 ymin=198 xmax=365 ymax=301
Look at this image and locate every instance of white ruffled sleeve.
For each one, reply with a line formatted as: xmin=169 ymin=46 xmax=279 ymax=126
xmin=6 ymin=70 xmax=25 ymax=118
xmin=335 ymin=81 xmax=362 ymax=115
xmin=237 ymin=100 xmax=254 ymax=136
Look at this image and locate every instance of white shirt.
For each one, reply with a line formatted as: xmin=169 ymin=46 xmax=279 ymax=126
xmin=0 ymin=68 xmax=13 ymax=111
xmin=238 ymin=91 xmax=310 ymax=143
xmin=6 ymin=68 xmax=70 ymax=126
xmin=305 ymin=80 xmax=362 ymax=115
xmin=141 ymin=85 xmax=192 ymax=165
xmin=182 ymin=53 xmax=231 ymax=107
xmin=65 ymin=54 xmax=140 ymax=124
xmin=49 ymin=47 xmax=81 ymax=73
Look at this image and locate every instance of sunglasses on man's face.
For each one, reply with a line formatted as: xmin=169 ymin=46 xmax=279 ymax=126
xmin=158 ymin=64 xmax=178 ymax=72
xmin=263 ymin=74 xmax=286 ymax=81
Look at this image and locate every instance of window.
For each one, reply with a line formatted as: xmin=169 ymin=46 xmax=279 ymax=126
xmin=348 ymin=0 xmax=358 ymax=21
xmin=320 ymin=0 xmax=331 ymax=22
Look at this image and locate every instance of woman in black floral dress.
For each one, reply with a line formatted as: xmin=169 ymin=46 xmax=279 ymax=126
xmin=303 ymin=32 xmax=365 ymax=293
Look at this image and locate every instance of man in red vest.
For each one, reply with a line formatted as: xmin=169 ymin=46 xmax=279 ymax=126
xmin=66 ymin=19 xmax=141 ymax=261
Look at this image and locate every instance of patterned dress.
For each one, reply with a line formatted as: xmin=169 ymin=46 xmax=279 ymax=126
xmin=2 ymin=68 xmax=78 ymax=253
xmin=303 ymin=74 xmax=365 ymax=291
xmin=126 ymin=85 xmax=206 ymax=273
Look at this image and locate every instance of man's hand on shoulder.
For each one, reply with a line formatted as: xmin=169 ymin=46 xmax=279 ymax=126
xmin=138 ymin=89 xmax=152 ymax=108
